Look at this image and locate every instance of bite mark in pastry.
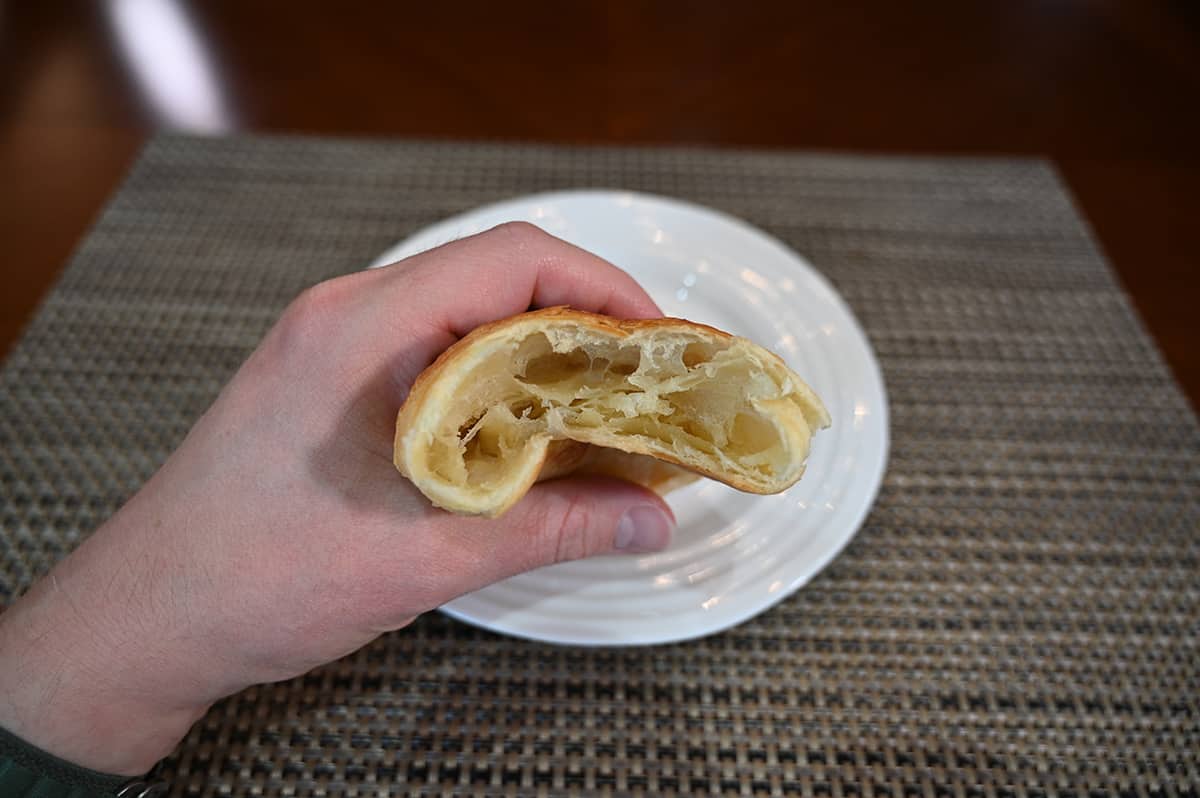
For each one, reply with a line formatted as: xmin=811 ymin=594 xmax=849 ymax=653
xmin=394 ymin=307 xmax=831 ymax=517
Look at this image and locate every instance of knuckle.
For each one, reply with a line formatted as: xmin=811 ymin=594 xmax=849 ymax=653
xmin=492 ymin=220 xmax=547 ymax=248
xmin=544 ymin=492 xmax=594 ymax=564
xmin=287 ymin=279 xmax=348 ymax=325
xmin=271 ymin=278 xmax=354 ymax=353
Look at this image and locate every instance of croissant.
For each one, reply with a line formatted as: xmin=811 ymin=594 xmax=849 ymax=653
xmin=394 ymin=307 xmax=830 ymax=517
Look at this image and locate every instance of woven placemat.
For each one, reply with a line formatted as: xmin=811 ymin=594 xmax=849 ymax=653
xmin=1 ymin=134 xmax=1197 ymax=797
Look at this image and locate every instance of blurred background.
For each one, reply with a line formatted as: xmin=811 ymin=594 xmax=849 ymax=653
xmin=2 ymin=0 xmax=1197 ymax=404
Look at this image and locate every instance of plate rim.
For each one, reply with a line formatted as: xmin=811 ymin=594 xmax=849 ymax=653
xmin=376 ymin=189 xmax=890 ymax=646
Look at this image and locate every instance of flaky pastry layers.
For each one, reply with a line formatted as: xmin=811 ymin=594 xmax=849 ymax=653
xmin=394 ymin=308 xmax=831 ymax=516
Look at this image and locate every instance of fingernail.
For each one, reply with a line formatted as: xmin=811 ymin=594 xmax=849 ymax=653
xmin=615 ymin=505 xmax=674 ymax=552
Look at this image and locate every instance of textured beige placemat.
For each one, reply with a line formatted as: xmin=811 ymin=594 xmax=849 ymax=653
xmin=1 ymin=135 xmax=1197 ymax=797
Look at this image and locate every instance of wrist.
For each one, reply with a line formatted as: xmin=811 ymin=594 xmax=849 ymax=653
xmin=0 ymin=526 xmax=212 ymax=775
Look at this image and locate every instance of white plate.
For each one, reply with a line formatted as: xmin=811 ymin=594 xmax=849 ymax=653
xmin=370 ymin=190 xmax=889 ymax=646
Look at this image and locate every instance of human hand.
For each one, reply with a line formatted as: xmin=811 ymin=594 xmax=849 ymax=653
xmin=0 ymin=223 xmax=675 ymax=775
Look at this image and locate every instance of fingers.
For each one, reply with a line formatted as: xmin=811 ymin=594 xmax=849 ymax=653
xmin=510 ymin=476 xmax=674 ymax=566
xmin=377 ymin=222 xmax=663 ymax=336
xmin=428 ymin=477 xmax=675 ymax=592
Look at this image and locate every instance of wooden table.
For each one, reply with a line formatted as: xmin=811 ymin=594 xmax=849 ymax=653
xmin=3 ymin=1 xmax=1197 ymax=406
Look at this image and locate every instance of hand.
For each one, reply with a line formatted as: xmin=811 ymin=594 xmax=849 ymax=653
xmin=0 ymin=223 xmax=675 ymax=775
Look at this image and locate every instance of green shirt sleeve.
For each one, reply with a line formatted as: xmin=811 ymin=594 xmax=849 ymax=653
xmin=0 ymin=724 xmax=129 ymax=798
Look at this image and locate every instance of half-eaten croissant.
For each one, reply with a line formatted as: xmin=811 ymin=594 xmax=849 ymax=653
xmin=394 ymin=307 xmax=830 ymax=517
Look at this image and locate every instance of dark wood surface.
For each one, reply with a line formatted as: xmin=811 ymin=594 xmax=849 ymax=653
xmin=2 ymin=1 xmax=1198 ymax=406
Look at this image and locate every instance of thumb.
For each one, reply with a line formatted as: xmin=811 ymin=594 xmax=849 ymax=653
xmin=482 ymin=476 xmax=675 ymax=580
